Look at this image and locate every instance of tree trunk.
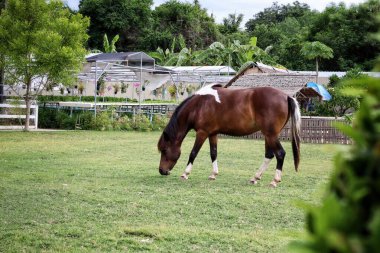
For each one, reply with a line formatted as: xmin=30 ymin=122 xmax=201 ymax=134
xmin=0 ymin=61 xmax=4 ymax=104
xmin=316 ymin=58 xmax=319 ymax=84
xmin=24 ymin=78 xmax=32 ymax=131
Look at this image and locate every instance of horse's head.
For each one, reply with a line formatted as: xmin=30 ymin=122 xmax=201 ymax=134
xmin=157 ymin=131 xmax=181 ymax=175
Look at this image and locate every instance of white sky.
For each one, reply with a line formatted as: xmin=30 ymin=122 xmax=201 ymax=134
xmin=65 ymin=0 xmax=367 ymax=25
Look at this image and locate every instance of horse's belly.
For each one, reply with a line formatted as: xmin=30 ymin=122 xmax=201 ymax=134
xmin=219 ymin=124 xmax=260 ymax=136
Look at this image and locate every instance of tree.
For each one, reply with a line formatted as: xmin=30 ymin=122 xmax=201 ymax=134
xmin=147 ymin=0 xmax=219 ymax=51
xmin=0 ymin=0 xmax=5 ymax=103
xmin=308 ymin=0 xmax=380 ymax=71
xmin=220 ymin=13 xmax=244 ymax=34
xmin=0 ymin=0 xmax=89 ymax=130
xmin=193 ymin=37 xmax=277 ymax=71
xmin=301 ymin=41 xmax=333 ymax=83
xmin=245 ymin=1 xmax=311 ymax=32
xmin=79 ymin=0 xmax=153 ymax=51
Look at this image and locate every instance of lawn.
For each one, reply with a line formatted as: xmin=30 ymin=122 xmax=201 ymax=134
xmin=0 ymin=131 xmax=343 ymax=252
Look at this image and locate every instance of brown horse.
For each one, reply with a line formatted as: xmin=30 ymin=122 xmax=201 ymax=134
xmin=157 ymin=84 xmax=301 ymax=187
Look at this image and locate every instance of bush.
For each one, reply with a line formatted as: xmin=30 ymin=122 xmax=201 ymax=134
xmin=151 ymin=114 xmax=169 ymax=131
xmin=118 ymin=116 xmax=133 ymax=131
xmin=39 ymin=108 xmax=60 ymax=129
xmin=38 ymin=107 xmax=169 ymax=132
xmin=37 ymin=95 xmax=133 ymax=103
xmin=92 ymin=111 xmax=113 ymax=131
xmin=56 ymin=111 xmax=76 ymax=130
xmin=75 ymin=111 xmax=95 ymax=130
xmin=131 ymin=114 xmax=152 ymax=131
xmin=39 ymin=108 xmax=76 ymax=129
xmin=292 ymin=77 xmax=380 ymax=252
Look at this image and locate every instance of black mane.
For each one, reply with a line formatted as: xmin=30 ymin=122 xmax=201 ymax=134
xmin=158 ymin=95 xmax=194 ymax=151
xmin=164 ymin=95 xmax=194 ymax=141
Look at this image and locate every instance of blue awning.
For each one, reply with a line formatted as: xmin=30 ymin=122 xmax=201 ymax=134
xmin=306 ymin=82 xmax=332 ymax=101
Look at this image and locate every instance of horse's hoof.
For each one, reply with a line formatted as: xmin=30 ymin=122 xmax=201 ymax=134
xmin=208 ymin=175 xmax=216 ymax=180
xmin=249 ymin=179 xmax=258 ymax=184
xmin=269 ymin=181 xmax=277 ymax=188
xmin=180 ymin=174 xmax=189 ymax=180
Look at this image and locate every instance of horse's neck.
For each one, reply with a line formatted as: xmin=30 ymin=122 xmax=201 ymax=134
xmin=173 ymin=108 xmax=191 ymax=145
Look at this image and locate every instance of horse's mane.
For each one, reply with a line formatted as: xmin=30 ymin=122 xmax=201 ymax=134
xmin=158 ymin=95 xmax=194 ymax=151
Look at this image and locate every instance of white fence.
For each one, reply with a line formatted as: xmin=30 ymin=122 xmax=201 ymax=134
xmin=0 ymin=102 xmax=38 ymax=130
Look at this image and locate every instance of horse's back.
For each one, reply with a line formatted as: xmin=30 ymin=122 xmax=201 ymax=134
xmin=215 ymin=87 xmax=290 ymax=135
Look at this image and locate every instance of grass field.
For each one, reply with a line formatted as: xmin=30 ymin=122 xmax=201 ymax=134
xmin=0 ymin=131 xmax=344 ymax=252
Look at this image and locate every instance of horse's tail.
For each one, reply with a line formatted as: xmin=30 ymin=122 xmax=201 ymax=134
xmin=288 ymin=96 xmax=301 ymax=171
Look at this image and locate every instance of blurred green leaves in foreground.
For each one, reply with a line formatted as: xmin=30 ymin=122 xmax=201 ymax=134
xmin=291 ymin=55 xmax=380 ymax=252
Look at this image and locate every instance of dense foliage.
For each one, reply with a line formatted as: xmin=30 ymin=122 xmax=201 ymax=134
xmin=293 ymin=75 xmax=380 ymax=253
xmin=38 ymin=107 xmax=169 ymax=131
xmin=143 ymin=0 xmax=219 ymax=51
xmin=76 ymin=0 xmax=379 ymax=71
xmin=79 ymin=0 xmax=152 ymax=51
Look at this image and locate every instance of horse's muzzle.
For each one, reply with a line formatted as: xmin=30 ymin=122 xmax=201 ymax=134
xmin=159 ymin=168 xmax=170 ymax=175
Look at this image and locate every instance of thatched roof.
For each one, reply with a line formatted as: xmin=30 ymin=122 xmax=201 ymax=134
xmin=228 ymin=73 xmax=316 ymax=96
xmin=225 ymin=62 xmax=320 ymax=97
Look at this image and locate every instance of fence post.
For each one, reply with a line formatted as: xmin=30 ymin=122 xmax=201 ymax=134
xmin=35 ymin=103 xmax=38 ymax=129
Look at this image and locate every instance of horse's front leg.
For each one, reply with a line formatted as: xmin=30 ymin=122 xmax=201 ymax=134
xmin=208 ymin=134 xmax=219 ymax=180
xmin=181 ymin=130 xmax=208 ymax=180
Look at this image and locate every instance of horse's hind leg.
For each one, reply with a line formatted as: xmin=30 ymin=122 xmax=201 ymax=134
xmin=250 ymin=138 xmax=274 ymax=184
xmin=181 ymin=131 xmax=208 ymax=180
xmin=268 ymin=138 xmax=286 ymax=188
xmin=208 ymin=134 xmax=219 ymax=180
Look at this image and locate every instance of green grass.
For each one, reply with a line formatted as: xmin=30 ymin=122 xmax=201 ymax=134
xmin=0 ymin=131 xmax=344 ymax=252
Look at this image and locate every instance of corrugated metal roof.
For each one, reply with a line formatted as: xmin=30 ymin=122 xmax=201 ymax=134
xmin=165 ymin=66 xmax=236 ymax=75
xmin=86 ymin=52 xmax=155 ymax=63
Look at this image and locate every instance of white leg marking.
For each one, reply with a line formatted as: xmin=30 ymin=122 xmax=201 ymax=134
xmin=208 ymin=160 xmax=218 ymax=180
xmin=181 ymin=163 xmax=192 ymax=180
xmin=270 ymin=169 xmax=282 ymax=188
xmin=250 ymin=158 xmax=272 ymax=184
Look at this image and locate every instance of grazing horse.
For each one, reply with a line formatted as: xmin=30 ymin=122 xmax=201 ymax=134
xmin=157 ymin=84 xmax=301 ymax=187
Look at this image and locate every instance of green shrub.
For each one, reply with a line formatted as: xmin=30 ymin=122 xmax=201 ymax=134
xmin=151 ymin=114 xmax=169 ymax=131
xmin=92 ymin=111 xmax=113 ymax=131
xmin=118 ymin=116 xmax=133 ymax=131
xmin=132 ymin=114 xmax=152 ymax=131
xmin=38 ymin=108 xmax=169 ymax=132
xmin=292 ymin=77 xmax=380 ymax=252
xmin=75 ymin=111 xmax=95 ymax=130
xmin=56 ymin=111 xmax=76 ymax=130
xmin=38 ymin=108 xmax=59 ymax=129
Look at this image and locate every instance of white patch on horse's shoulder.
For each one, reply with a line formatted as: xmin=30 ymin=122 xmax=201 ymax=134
xmin=195 ymin=84 xmax=221 ymax=103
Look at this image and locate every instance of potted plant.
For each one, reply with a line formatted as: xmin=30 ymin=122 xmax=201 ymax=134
xmin=113 ymin=83 xmax=120 ymax=95
xmin=186 ymin=84 xmax=198 ymax=96
xmin=167 ymin=84 xmax=177 ymax=99
xmin=121 ymin=82 xmax=128 ymax=94
xmin=78 ymin=82 xmax=85 ymax=95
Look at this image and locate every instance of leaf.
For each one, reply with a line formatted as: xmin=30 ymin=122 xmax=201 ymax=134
xmin=249 ymin=36 xmax=257 ymax=47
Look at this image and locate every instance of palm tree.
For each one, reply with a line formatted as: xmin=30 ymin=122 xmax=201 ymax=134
xmin=301 ymin=41 xmax=334 ymax=83
xmin=221 ymin=13 xmax=244 ymax=34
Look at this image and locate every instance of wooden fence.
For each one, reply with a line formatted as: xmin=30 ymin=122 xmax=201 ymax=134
xmin=224 ymin=116 xmax=352 ymax=144
xmin=0 ymin=102 xmax=38 ymax=130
